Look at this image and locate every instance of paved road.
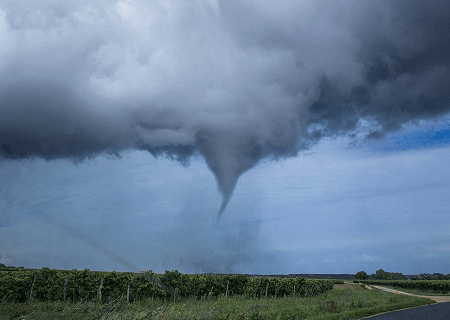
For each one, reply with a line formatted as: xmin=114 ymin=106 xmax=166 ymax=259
xmin=362 ymin=302 xmax=450 ymax=319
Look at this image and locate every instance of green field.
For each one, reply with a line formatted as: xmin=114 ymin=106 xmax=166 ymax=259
xmin=0 ymin=283 xmax=434 ymax=320
xmin=1 ymin=269 xmax=440 ymax=319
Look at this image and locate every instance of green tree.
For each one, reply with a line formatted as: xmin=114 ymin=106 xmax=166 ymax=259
xmin=375 ymin=269 xmax=387 ymax=280
xmin=355 ymin=271 xmax=369 ymax=280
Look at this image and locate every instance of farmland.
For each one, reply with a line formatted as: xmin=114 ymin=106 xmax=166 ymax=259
xmin=356 ymin=279 xmax=450 ymax=295
xmin=0 ymin=268 xmax=333 ymax=303
xmin=0 ymin=268 xmax=437 ymax=319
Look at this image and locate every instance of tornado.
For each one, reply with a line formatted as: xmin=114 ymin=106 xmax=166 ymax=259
xmin=1 ymin=0 xmax=450 ymax=218
xmin=198 ymin=130 xmax=263 ymax=219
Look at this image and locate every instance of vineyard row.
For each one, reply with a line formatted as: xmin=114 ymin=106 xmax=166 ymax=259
xmin=0 ymin=268 xmax=334 ymax=303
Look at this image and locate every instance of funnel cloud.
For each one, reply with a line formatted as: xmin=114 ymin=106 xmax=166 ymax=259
xmin=1 ymin=0 xmax=450 ymax=216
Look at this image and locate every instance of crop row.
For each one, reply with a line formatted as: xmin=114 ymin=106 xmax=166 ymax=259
xmin=0 ymin=268 xmax=333 ymax=303
xmin=355 ymin=280 xmax=450 ymax=294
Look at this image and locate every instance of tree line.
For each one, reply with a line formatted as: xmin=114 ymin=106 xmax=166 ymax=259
xmin=355 ymin=269 xmax=450 ymax=280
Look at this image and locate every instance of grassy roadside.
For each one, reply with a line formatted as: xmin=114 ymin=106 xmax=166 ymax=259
xmin=0 ymin=287 xmax=434 ymax=320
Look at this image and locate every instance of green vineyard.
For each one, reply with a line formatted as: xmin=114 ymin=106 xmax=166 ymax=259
xmin=355 ymin=279 xmax=450 ymax=294
xmin=0 ymin=268 xmax=333 ymax=303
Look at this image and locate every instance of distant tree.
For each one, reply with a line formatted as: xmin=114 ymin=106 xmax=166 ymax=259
xmin=371 ymin=270 xmax=406 ymax=280
xmin=355 ymin=271 xmax=369 ymax=280
xmin=375 ymin=269 xmax=387 ymax=280
xmin=389 ymin=272 xmax=406 ymax=280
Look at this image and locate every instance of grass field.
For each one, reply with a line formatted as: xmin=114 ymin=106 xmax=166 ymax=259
xmin=0 ymin=284 xmax=434 ymax=320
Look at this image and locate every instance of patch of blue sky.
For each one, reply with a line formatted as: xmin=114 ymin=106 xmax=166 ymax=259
xmin=364 ymin=117 xmax=450 ymax=152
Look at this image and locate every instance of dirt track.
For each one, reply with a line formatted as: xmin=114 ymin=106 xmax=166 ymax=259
xmin=368 ymin=285 xmax=450 ymax=303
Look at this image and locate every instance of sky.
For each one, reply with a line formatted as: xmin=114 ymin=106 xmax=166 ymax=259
xmin=1 ymin=0 xmax=450 ymax=275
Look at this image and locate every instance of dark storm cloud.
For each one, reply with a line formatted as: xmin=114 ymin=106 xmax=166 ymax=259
xmin=308 ymin=0 xmax=450 ymax=139
xmin=0 ymin=0 xmax=449 ymax=214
